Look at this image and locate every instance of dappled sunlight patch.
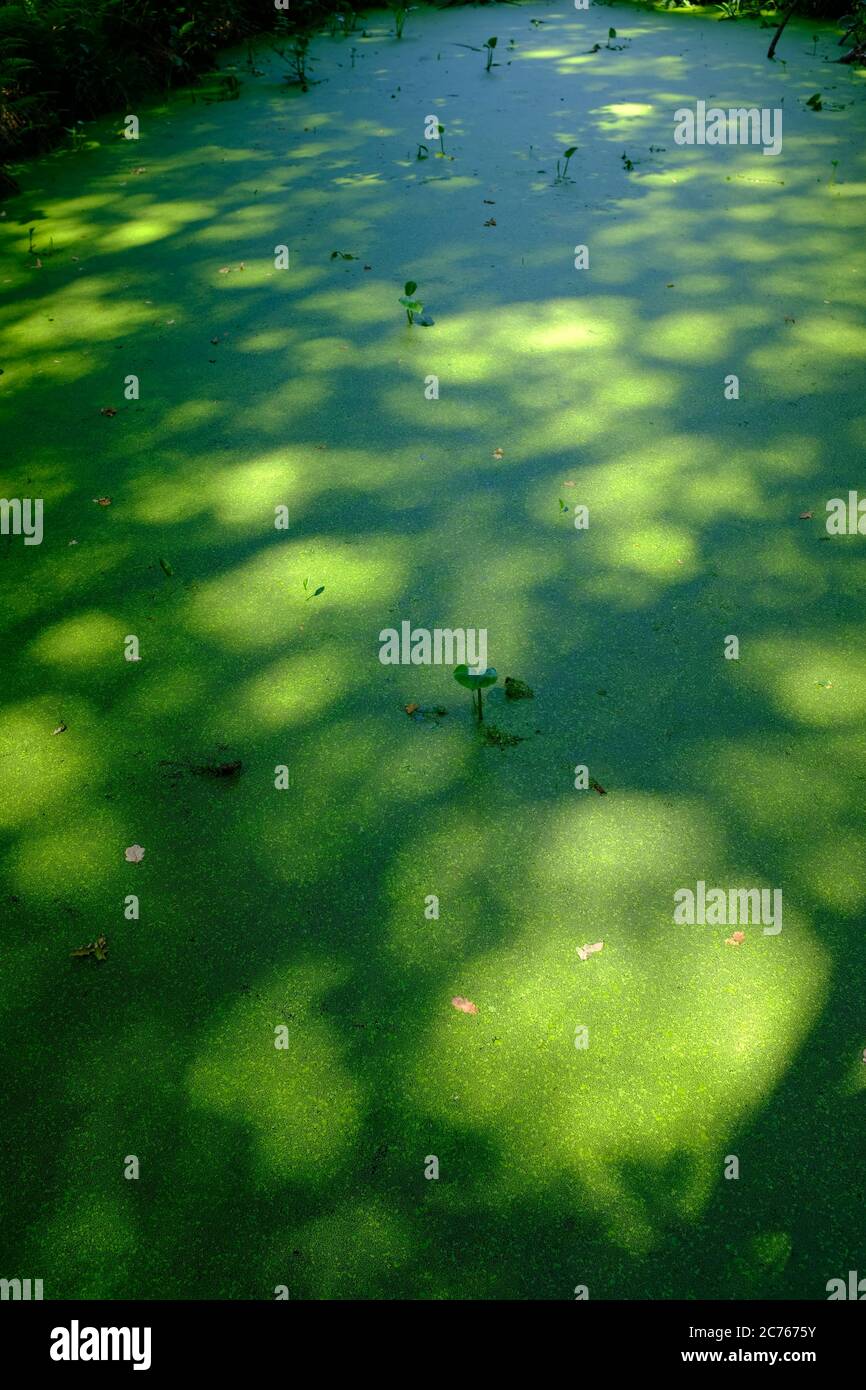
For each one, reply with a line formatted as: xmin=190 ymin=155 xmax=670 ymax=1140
xmin=0 ymin=698 xmax=97 ymax=828
xmin=691 ymin=737 xmax=848 ymax=843
xmin=279 ymin=335 xmax=362 ymax=372
xmin=677 ymin=462 xmax=769 ymax=524
xmin=602 ymin=522 xmax=699 ymax=580
xmin=427 ymin=299 xmax=627 ymax=383
xmin=11 ymin=807 xmax=125 ymax=900
xmin=99 ymin=202 xmax=215 ymax=252
xmin=642 ymin=310 xmax=737 ymax=363
xmin=237 ymin=376 xmax=333 ymax=427
xmin=408 ymin=830 xmax=827 ymax=1249
xmin=595 ymin=102 xmax=656 ymax=134
xmin=299 ymin=1198 xmax=413 ymax=1297
xmin=217 ymin=646 xmax=351 ymax=734
xmin=520 ymin=46 xmax=575 ymax=60
xmin=789 ymin=313 xmax=866 ymax=360
xmin=208 ymin=260 xmax=280 ymax=288
xmin=296 ymin=282 xmax=396 ymax=326
xmin=28 ymin=611 xmax=127 ymax=669
xmin=469 ymin=550 xmax=559 ymax=647
xmin=384 ymin=817 xmax=502 ymax=968
xmin=413 ymin=175 xmax=484 ymax=192
xmin=192 ymin=202 xmax=287 ymax=242
xmin=36 ymin=1193 xmax=138 ymax=1299
xmin=591 ymin=363 xmax=680 ymax=411
xmin=741 ymin=634 xmax=866 ymax=728
xmin=186 ymin=958 xmax=365 ymax=1185
xmin=181 ymin=537 xmax=408 ymax=652
xmin=235 ymin=328 xmax=294 ymax=353
xmin=127 ymin=467 xmax=216 ymax=525
xmin=161 ymin=399 xmax=222 ymax=432
xmin=378 ymin=383 xmax=503 ymax=432
xmin=207 ymin=455 xmax=301 ymax=524
xmin=0 ymin=280 xmax=152 ymax=353
xmin=803 ymin=830 xmax=866 ymax=917
xmin=538 ymin=793 xmax=723 ymax=908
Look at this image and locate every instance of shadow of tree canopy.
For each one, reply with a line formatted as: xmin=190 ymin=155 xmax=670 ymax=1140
xmin=0 ymin=3 xmax=865 ymax=1298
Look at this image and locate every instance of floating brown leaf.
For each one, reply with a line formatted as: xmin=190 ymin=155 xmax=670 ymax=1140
xmin=52 ymin=722 xmax=67 ymax=736
xmin=125 ymin=844 xmax=145 ymax=863
xmin=492 ymin=447 xmax=504 ymax=459
xmin=725 ymin=930 xmax=746 ymax=946
xmin=71 ymin=935 xmax=108 ymax=961
xmin=100 ymin=407 xmax=117 ymax=417
xmin=404 ymin=702 xmax=420 ymax=716
xmin=576 ymin=941 xmax=604 ymax=961
xmin=93 ymin=497 xmax=112 ymax=506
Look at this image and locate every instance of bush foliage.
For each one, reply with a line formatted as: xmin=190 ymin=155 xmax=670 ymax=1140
xmin=0 ymin=0 xmax=337 ymax=180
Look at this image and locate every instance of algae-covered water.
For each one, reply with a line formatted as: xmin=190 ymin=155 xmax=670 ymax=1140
xmin=1 ymin=2 xmax=865 ymax=1299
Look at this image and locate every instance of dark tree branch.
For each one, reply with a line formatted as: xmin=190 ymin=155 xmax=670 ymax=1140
xmin=767 ymin=3 xmax=797 ymax=60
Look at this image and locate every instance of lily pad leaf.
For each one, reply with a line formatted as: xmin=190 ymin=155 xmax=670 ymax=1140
xmin=454 ymin=664 xmax=497 ymax=691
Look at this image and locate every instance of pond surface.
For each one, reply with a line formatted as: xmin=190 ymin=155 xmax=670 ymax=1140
xmin=1 ymin=3 xmax=865 ymax=1298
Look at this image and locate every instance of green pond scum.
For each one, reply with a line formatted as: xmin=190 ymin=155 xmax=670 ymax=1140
xmin=0 ymin=2 xmax=865 ymax=1307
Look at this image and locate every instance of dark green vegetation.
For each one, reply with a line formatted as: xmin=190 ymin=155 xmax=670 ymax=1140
xmin=1 ymin=3 xmax=866 ymax=1300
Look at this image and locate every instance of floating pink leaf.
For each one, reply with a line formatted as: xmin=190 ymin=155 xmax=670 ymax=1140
xmin=451 ymin=996 xmax=478 ymax=1014
xmin=125 ymin=844 xmax=145 ymax=863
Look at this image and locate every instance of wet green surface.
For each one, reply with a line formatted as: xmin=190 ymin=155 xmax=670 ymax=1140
xmin=1 ymin=4 xmax=865 ymax=1298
